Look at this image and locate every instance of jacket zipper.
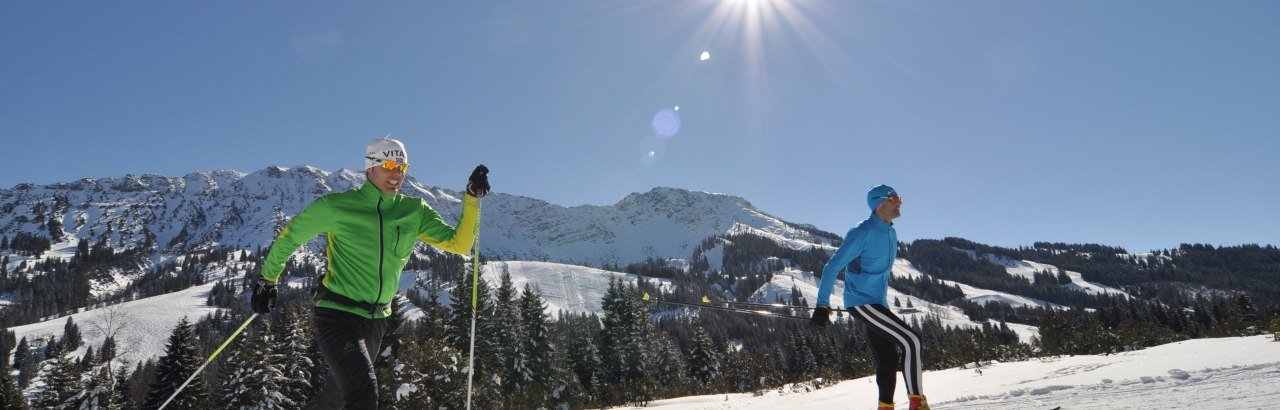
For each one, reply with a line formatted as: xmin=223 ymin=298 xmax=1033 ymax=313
xmin=374 ymin=196 xmax=385 ymax=318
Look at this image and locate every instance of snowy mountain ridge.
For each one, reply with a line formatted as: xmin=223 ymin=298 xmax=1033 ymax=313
xmin=0 ymin=165 xmax=835 ymax=268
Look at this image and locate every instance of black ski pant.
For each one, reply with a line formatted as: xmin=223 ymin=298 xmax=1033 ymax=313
xmin=849 ymin=304 xmax=923 ymax=404
xmin=305 ymin=307 xmax=386 ymax=410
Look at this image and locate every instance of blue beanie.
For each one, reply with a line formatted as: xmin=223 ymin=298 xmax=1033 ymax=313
xmin=867 ymin=184 xmax=897 ymax=211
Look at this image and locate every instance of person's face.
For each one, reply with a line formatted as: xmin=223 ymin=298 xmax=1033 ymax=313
xmin=875 ymin=194 xmax=902 ymax=222
xmin=366 ymin=161 xmax=407 ymax=195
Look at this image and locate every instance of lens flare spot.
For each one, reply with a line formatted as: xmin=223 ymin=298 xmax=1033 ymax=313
xmin=651 ymin=108 xmax=681 ymax=138
xmin=639 ymin=136 xmax=668 ymax=166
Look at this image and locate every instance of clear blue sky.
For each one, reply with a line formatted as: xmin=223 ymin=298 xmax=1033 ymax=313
xmin=2 ymin=1 xmax=1277 ymax=253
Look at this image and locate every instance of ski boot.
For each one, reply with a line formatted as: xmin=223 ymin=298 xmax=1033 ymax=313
xmin=908 ymin=394 xmax=929 ymax=410
xmin=877 ymin=401 xmax=894 ymax=409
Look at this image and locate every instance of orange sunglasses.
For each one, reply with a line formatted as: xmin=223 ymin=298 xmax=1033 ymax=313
xmin=367 ymin=157 xmax=409 ymax=172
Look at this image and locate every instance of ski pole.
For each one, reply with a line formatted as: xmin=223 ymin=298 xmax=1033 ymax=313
xmin=625 ymin=270 xmax=819 ymax=312
xmin=642 ymin=293 xmax=811 ymax=320
xmin=159 ymin=313 xmax=259 ymax=410
xmin=465 ymin=201 xmax=481 ymax=410
xmin=714 ymin=299 xmax=821 ymax=311
xmin=626 ymin=271 xmax=824 ymax=318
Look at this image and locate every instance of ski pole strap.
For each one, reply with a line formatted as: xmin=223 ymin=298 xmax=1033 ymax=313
xmin=315 ymin=286 xmax=392 ymax=315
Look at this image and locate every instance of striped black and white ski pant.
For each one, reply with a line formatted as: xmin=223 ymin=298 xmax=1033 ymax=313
xmin=849 ymin=304 xmax=923 ymax=403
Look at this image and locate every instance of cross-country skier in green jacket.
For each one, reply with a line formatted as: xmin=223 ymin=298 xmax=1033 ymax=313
xmin=251 ymin=137 xmax=488 ymax=409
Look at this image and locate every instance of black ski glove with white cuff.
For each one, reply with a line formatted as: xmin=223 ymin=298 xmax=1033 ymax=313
xmin=466 ymin=165 xmax=490 ymax=198
xmin=252 ymin=280 xmax=278 ymax=314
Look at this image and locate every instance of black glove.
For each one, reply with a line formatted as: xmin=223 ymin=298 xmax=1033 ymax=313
xmin=251 ymin=280 xmax=278 ymax=314
xmin=466 ymin=165 xmax=490 ymax=198
xmin=810 ymin=305 xmax=832 ymax=327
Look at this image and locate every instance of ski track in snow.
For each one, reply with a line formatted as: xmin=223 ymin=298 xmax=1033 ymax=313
xmin=622 ymin=335 xmax=1280 ymax=410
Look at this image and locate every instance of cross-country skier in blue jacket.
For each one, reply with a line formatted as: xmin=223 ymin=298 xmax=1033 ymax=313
xmin=812 ymin=184 xmax=929 ymax=410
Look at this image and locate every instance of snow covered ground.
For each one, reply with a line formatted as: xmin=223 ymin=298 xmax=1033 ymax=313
xmin=625 ymin=335 xmax=1280 ymax=409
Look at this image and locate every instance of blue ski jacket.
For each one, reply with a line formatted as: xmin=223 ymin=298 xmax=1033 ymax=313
xmin=815 ymin=213 xmax=897 ymax=308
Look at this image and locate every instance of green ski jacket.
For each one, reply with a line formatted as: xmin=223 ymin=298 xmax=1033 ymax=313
xmin=261 ymin=180 xmax=480 ymax=318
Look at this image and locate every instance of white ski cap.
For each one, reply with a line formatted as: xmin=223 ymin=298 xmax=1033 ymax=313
xmin=365 ymin=136 xmax=409 ymax=170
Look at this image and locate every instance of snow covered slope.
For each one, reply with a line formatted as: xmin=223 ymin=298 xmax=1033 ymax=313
xmin=8 ymin=260 xmax=666 ymax=366
xmin=476 ymin=261 xmax=672 ymax=316
xmin=7 ymin=257 xmax=267 ymax=364
xmin=953 ymin=248 xmax=1131 ymax=299
xmin=624 ymin=335 xmax=1280 ymax=409
xmin=891 ymin=259 xmax=1060 ymax=312
xmin=746 ymin=260 xmax=1040 ymax=342
xmin=982 ymin=253 xmax=1130 ymax=298
xmin=10 ymin=281 xmax=223 ymax=366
